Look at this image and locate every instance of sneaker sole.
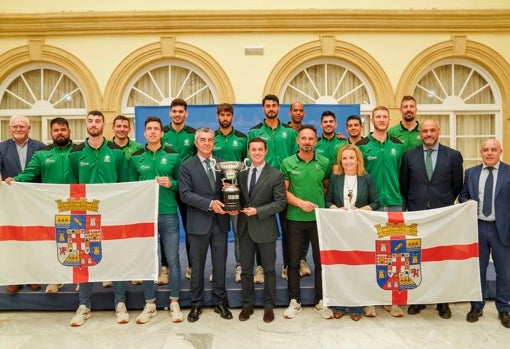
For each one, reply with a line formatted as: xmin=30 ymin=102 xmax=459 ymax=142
xmin=136 ymin=310 xmax=157 ymax=324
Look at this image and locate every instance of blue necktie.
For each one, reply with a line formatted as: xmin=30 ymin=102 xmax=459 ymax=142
xmin=249 ymin=168 xmax=257 ymax=197
xmin=482 ymin=167 xmax=494 ymax=217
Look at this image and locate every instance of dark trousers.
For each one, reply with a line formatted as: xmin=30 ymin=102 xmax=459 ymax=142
xmin=281 ymin=207 xmax=310 ymax=266
xmin=188 ymin=219 xmax=228 ymax=306
xmin=474 ymin=220 xmax=510 ymax=312
xmin=286 ymin=219 xmax=322 ymax=304
xmin=239 ymin=230 xmax=276 ymax=309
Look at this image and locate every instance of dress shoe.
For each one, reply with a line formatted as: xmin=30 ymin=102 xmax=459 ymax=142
xmin=407 ymin=304 xmax=425 ymax=315
xmin=466 ymin=307 xmax=483 ymax=323
xmin=28 ymin=284 xmax=41 ymax=291
xmin=499 ymin=311 xmax=510 ymax=328
xmin=436 ymin=303 xmax=451 ymax=319
xmin=187 ymin=306 xmax=202 ymax=323
xmin=6 ymin=285 xmax=22 ymax=294
xmin=239 ymin=306 xmax=254 ymax=321
xmin=263 ymin=308 xmax=275 ymax=323
xmin=214 ymin=304 xmax=233 ymax=320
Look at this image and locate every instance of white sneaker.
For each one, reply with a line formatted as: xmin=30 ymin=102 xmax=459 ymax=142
xmin=115 ymin=302 xmax=130 ymax=324
xmin=131 ymin=280 xmax=142 ymax=285
xmin=315 ymin=300 xmax=334 ymax=319
xmin=209 ymin=273 xmax=213 ymax=282
xmin=384 ymin=305 xmax=404 ymax=317
xmin=70 ymin=305 xmax=91 ymax=327
xmin=283 ymin=299 xmax=302 ymax=319
xmin=185 ymin=266 xmax=192 ymax=280
xmin=158 ymin=266 xmax=169 ymax=285
xmin=170 ymin=301 xmax=184 ymax=323
xmin=363 ymin=305 xmax=377 ymax=317
xmin=254 ymin=266 xmax=264 ymax=284
xmin=45 ymin=284 xmax=63 ymax=293
xmin=136 ymin=303 xmax=157 ymax=324
xmin=299 ymin=259 xmax=311 ymax=277
xmin=235 ymin=265 xmax=242 ymax=283
xmin=102 ymin=281 xmax=113 ymax=287
xmin=281 ymin=265 xmax=288 ymax=280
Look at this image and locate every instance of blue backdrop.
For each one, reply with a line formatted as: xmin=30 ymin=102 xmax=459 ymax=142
xmin=134 ymin=104 xmax=360 ymax=142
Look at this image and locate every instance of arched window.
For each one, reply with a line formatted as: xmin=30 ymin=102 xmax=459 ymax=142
xmin=412 ymin=59 xmax=501 ymax=168
xmin=281 ymin=59 xmax=375 ymax=134
xmin=0 ymin=64 xmax=87 ymax=143
xmin=122 ymin=61 xmax=217 ymax=112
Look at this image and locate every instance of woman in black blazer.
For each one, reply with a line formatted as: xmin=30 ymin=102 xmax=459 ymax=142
xmin=325 ymin=144 xmax=380 ymax=321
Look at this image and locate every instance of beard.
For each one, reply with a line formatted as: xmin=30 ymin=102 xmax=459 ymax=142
xmin=53 ymin=137 xmax=70 ymax=147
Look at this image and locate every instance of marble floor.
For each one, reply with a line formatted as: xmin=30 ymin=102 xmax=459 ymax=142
xmin=0 ymin=301 xmax=508 ymax=349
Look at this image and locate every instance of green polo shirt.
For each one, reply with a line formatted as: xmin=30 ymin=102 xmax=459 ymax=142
xmin=112 ymin=137 xmax=143 ymax=160
xmin=14 ymin=142 xmax=77 ymax=183
xmin=162 ymin=124 xmax=196 ymax=161
xmin=315 ymin=135 xmax=348 ymax=164
xmin=213 ymin=128 xmax=247 ymax=161
xmin=280 ymin=152 xmax=331 ymax=221
xmin=388 ymin=121 xmax=422 ymax=152
xmin=356 ymin=134 xmax=404 ymax=207
xmin=130 ymin=145 xmax=180 ymax=214
xmin=248 ymin=120 xmax=297 ymax=169
xmin=68 ymin=138 xmax=129 ymax=184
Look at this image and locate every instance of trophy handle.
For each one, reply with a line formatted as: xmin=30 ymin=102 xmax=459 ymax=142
xmin=242 ymin=158 xmax=250 ymax=171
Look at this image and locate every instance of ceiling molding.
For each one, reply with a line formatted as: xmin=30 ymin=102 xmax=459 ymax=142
xmin=1 ymin=9 xmax=509 ymax=37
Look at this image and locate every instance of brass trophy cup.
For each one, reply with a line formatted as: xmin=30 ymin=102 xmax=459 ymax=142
xmin=212 ymin=159 xmax=249 ymax=211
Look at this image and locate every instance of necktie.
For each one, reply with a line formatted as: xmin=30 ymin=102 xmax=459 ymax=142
xmin=425 ymin=149 xmax=434 ymax=180
xmin=249 ymin=167 xmax=257 ymax=197
xmin=483 ymin=167 xmax=494 ymax=217
xmin=204 ymin=159 xmax=216 ymax=190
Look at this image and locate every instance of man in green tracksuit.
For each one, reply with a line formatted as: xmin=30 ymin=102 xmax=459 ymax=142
xmin=129 ymin=116 xmax=184 ymax=324
xmin=111 ymin=114 xmax=143 ymax=160
xmin=5 ymin=117 xmax=77 ymax=294
xmin=315 ymin=110 xmax=348 ymax=165
xmin=388 ymin=96 xmax=422 ymax=152
xmin=356 ymin=105 xmax=405 ymax=318
xmin=67 ymin=110 xmax=129 ymax=327
xmin=162 ymin=98 xmax=197 ymax=279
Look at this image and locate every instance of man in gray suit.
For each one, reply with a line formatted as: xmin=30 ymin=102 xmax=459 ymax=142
xmin=399 ymin=118 xmax=464 ymax=319
xmin=236 ymin=137 xmax=286 ymax=323
xmin=179 ymin=127 xmax=232 ymax=323
xmin=0 ymin=115 xmax=45 ymax=294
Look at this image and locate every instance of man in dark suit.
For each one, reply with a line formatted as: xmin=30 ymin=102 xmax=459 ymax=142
xmin=400 ymin=119 xmax=464 ymax=319
xmin=459 ymin=138 xmax=510 ymax=329
xmin=0 ymin=115 xmax=45 ymax=294
xmin=236 ymin=137 xmax=286 ymax=323
xmin=179 ymin=127 xmax=232 ymax=322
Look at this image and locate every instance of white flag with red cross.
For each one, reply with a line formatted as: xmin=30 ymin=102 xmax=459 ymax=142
xmin=316 ymin=201 xmax=482 ymax=306
xmin=0 ymin=181 xmax=159 ymax=285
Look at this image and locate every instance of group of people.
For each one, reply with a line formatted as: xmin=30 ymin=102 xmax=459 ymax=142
xmin=0 ymin=94 xmax=509 ymax=330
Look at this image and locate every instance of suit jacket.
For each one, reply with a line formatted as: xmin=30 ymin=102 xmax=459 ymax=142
xmin=400 ymin=144 xmax=464 ymax=211
xmin=0 ymin=138 xmax=45 ymax=179
xmin=178 ymin=155 xmax=230 ymax=235
xmin=459 ymin=162 xmax=510 ymax=246
xmin=237 ymin=165 xmax=287 ymax=243
xmin=325 ymin=173 xmax=380 ymax=210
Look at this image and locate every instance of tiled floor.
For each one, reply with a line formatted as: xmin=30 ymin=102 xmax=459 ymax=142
xmin=0 ymin=301 xmax=508 ymax=349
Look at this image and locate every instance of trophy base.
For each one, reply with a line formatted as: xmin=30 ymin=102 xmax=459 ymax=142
xmin=224 ymin=203 xmax=241 ymax=212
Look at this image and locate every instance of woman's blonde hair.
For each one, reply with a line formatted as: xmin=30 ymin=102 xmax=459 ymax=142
xmin=334 ymin=144 xmax=366 ymax=176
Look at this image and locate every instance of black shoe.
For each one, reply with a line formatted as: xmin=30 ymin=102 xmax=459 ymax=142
xmin=187 ymin=306 xmax=202 ymax=323
xmin=214 ymin=304 xmax=233 ymax=320
xmin=466 ymin=307 xmax=483 ymax=323
xmin=499 ymin=311 xmax=510 ymax=328
xmin=407 ymin=304 xmax=425 ymax=315
xmin=436 ymin=303 xmax=452 ymax=319
xmin=263 ymin=308 xmax=275 ymax=323
xmin=238 ymin=306 xmax=254 ymax=321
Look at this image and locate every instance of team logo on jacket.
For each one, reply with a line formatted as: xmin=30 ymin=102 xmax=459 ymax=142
xmin=375 ymin=223 xmax=421 ymax=291
xmin=55 ymin=198 xmax=102 ymax=267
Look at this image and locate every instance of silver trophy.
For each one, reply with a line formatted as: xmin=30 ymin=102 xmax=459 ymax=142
xmin=210 ymin=159 xmax=249 ymax=211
